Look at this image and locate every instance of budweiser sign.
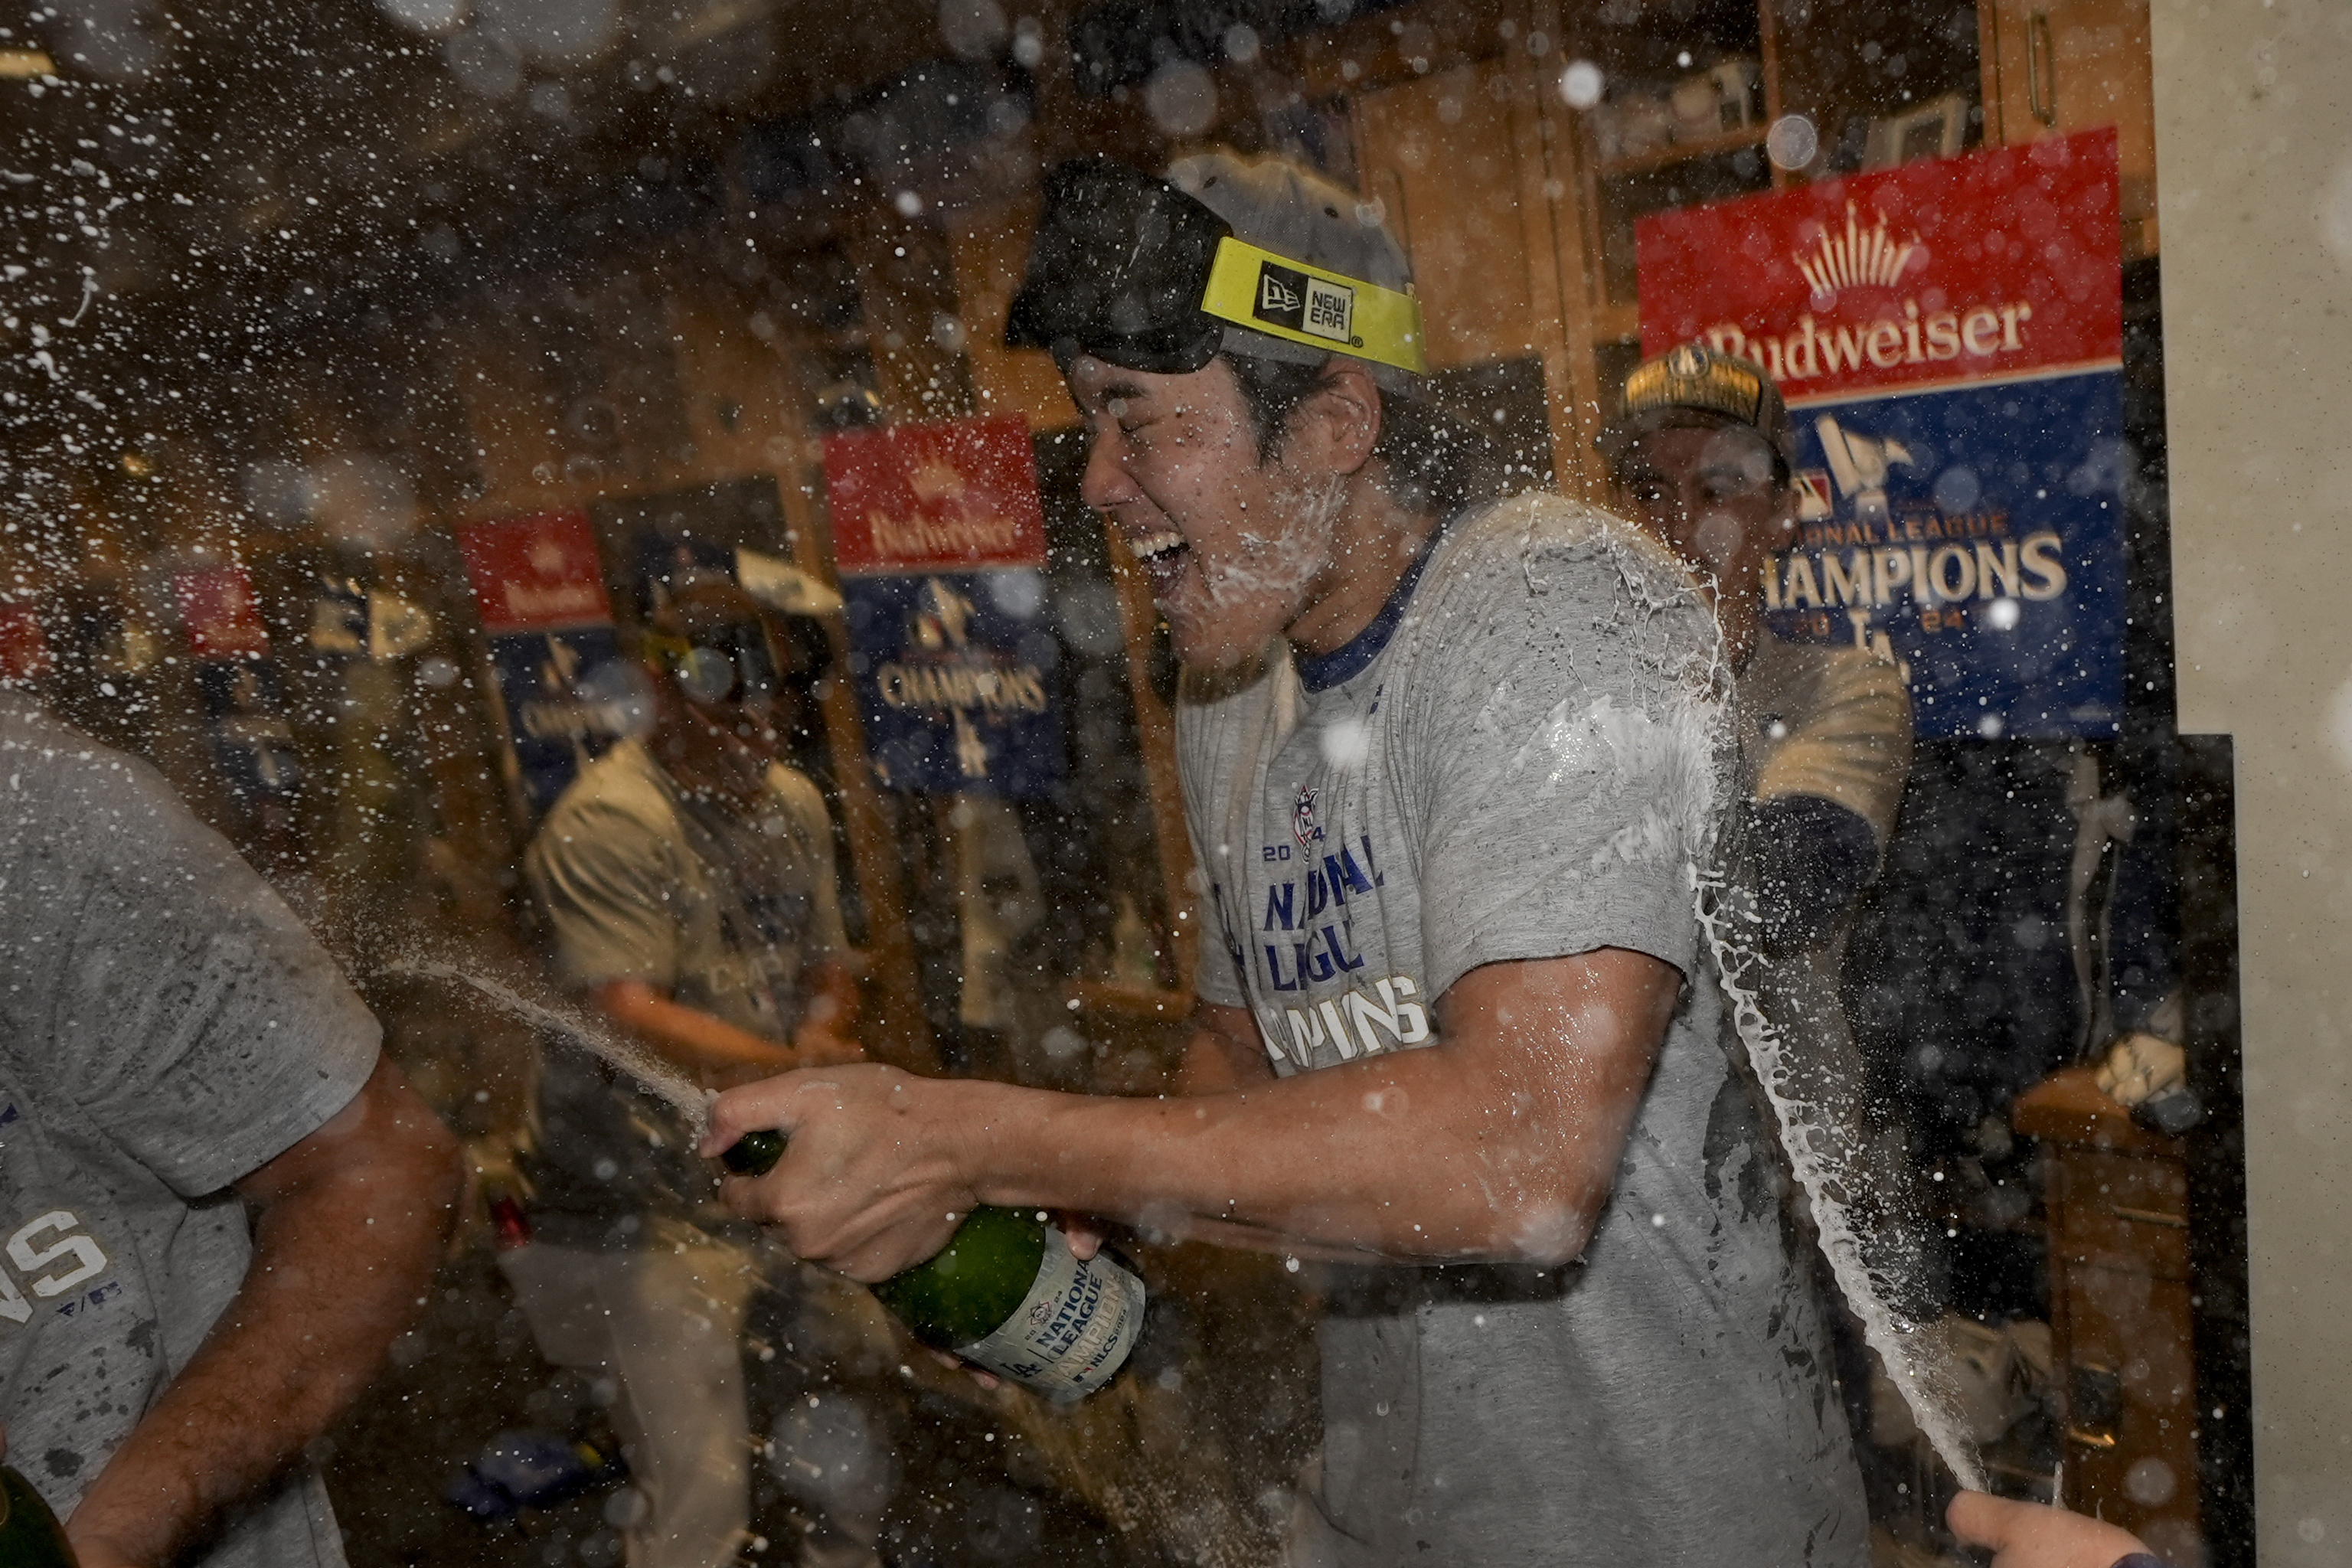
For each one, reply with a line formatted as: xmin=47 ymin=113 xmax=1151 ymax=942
xmin=825 ymin=414 xmax=1047 ymax=575
xmin=455 ymin=511 xmax=614 ymax=635
xmin=1638 ymin=128 xmax=2122 ymax=403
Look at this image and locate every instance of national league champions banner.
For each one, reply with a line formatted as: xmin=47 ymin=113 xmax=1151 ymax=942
xmin=1636 ymin=128 xmax=2126 ymax=738
xmin=823 ymin=414 xmax=1065 ymax=797
xmin=456 ymin=510 xmax=634 ymax=815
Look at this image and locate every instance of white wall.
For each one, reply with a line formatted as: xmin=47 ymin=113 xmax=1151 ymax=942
xmin=2153 ymin=2 xmax=2352 ymax=1557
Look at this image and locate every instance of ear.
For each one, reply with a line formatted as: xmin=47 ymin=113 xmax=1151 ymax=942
xmin=1289 ymin=359 xmax=1384 ymax=477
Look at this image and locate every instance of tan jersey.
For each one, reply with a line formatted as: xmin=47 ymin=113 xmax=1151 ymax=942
xmin=1738 ymin=632 xmax=1913 ymax=854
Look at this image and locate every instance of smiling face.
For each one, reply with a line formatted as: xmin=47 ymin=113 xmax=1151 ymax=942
xmin=1068 ymin=352 xmax=1352 ymax=670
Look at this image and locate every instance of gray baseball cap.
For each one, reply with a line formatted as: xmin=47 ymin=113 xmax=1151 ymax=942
xmin=1166 ymin=150 xmax=1425 ymax=392
xmin=1004 ymin=152 xmax=1426 ymax=390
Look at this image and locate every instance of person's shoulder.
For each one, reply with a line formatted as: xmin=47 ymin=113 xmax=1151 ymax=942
xmin=1422 ymin=492 xmax=1708 ymax=621
xmin=760 ymin=761 xmax=829 ymax=823
xmin=0 ymin=693 xmax=198 ymax=844
xmin=532 ymin=743 xmax=677 ymax=854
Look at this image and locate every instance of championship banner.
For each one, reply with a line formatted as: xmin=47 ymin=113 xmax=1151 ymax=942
xmin=172 ymin=565 xmax=304 ymax=818
xmin=823 ymin=415 xmax=1064 ymax=797
xmin=455 ymin=511 xmax=634 ymax=815
xmin=1636 ymin=128 xmax=2126 ymax=738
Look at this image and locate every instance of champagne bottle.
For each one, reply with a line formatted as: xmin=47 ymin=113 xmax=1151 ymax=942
xmin=0 ymin=1464 xmax=78 ymax=1566
xmin=721 ymin=1131 xmax=1145 ymax=1401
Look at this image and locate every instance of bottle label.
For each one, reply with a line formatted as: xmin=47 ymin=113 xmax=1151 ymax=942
xmin=953 ymin=1225 xmax=1145 ymax=1402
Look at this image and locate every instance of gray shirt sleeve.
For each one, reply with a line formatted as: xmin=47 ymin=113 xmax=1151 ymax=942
xmin=0 ymin=724 xmax=380 ymax=1197
xmin=1406 ymin=528 xmax=1725 ymax=1003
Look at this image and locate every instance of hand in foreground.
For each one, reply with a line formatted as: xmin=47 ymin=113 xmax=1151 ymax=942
xmin=701 ymin=1063 xmax=978 ymax=1282
xmin=1948 ymin=1491 xmax=2153 ymax=1568
xmin=2096 ymin=1033 xmax=2186 ymax=1108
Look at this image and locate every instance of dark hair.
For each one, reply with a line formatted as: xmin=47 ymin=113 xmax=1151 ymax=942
xmin=1223 ymin=354 xmax=1507 ymax=518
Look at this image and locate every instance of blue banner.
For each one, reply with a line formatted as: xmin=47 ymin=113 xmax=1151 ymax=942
xmin=838 ymin=570 xmax=1064 ymax=798
xmin=1766 ymin=368 xmax=2128 ymax=740
xmin=485 ymin=626 xmax=635 ymax=815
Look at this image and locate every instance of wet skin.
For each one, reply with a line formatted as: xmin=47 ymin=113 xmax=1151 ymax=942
xmin=702 ymin=353 xmax=1685 ymax=1286
xmin=1610 ymin=421 xmax=1795 ymax=668
xmin=1066 ymin=352 xmax=1432 ymax=670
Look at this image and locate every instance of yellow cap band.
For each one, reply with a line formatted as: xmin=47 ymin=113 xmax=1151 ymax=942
xmin=1197 ymin=235 xmax=1428 ymax=376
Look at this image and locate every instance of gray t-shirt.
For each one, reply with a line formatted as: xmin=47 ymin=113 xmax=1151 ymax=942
xmin=0 ymin=694 xmax=377 ymax=1566
xmin=1178 ymin=496 xmax=1867 ymax=1566
xmin=522 ymin=740 xmax=848 ymax=1249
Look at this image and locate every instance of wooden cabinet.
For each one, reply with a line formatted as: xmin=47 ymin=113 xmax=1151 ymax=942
xmin=1978 ymin=0 xmax=2158 ymax=254
xmin=2014 ymin=1067 xmax=2198 ymax=1551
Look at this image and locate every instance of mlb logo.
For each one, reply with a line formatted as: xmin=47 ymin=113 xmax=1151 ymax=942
xmin=1292 ymin=784 xmax=1326 ymax=848
xmin=1792 ymin=468 xmax=1834 ymax=521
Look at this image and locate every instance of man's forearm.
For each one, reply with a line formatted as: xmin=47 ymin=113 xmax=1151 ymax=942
xmin=67 ymin=1057 xmax=459 ymax=1567
xmin=710 ymin=949 xmax=1677 ymax=1275
xmin=959 ymin=1039 xmax=1614 ymax=1262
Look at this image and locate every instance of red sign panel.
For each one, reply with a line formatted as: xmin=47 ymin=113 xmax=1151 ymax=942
xmin=824 ymin=414 xmax=1047 ymax=575
xmin=1636 ymin=129 xmax=2122 ymax=404
xmin=456 ymin=511 xmax=614 ymax=634
xmin=0 ymin=603 xmax=48 ymax=682
xmin=174 ymin=565 xmax=273 ymax=659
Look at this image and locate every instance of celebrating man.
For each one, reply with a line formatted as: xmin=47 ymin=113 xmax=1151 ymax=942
xmin=707 ymin=153 xmax=1867 ymax=1564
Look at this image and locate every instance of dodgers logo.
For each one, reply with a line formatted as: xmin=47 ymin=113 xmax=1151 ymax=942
xmin=1292 ymin=784 xmax=1325 ymax=848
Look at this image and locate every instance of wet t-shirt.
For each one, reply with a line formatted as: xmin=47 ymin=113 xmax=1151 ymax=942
xmin=0 ymin=694 xmax=377 ymax=1566
xmin=1178 ymin=495 xmax=1868 ymax=1566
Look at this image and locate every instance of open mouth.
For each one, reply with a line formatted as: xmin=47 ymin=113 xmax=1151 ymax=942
xmin=1126 ymin=529 xmax=1191 ymax=597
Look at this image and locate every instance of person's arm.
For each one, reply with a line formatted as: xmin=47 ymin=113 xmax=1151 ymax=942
xmin=64 ymin=1055 xmax=460 ymax=1568
xmin=1745 ymin=793 xmax=1880 ymax=951
xmin=704 ymin=946 xmax=1679 ymax=1282
xmin=1169 ymin=1000 xmax=1272 ymax=1097
xmin=592 ymin=973 xmax=864 ymax=1083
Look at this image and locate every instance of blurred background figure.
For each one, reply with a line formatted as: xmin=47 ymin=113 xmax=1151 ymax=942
xmin=0 ymin=692 xmax=459 ymax=1568
xmin=506 ymin=577 xmax=867 ymax=1568
xmin=1599 ymin=342 xmax=1916 ymax=1183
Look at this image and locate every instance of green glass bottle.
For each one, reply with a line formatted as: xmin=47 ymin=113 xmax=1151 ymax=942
xmin=0 ymin=1464 xmax=78 ymax=1567
xmin=722 ymin=1130 xmax=1145 ymax=1401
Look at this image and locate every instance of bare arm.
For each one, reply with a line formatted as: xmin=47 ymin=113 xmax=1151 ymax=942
xmin=65 ymin=1055 xmax=460 ymax=1568
xmin=593 ymin=959 xmax=864 ymax=1087
xmin=1169 ymin=1000 xmax=1272 ymax=1097
xmin=705 ymin=947 xmax=1680 ymax=1281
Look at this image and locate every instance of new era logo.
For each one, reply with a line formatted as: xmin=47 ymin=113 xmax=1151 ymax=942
xmin=1253 ymin=261 xmax=1355 ymax=345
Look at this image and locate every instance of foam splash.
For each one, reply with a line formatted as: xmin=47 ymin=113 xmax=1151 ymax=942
xmin=379 ymin=955 xmax=711 ymax=1132
xmin=1695 ymin=870 xmax=1988 ymax=1492
xmin=1546 ymin=507 xmax=1984 ymax=1491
